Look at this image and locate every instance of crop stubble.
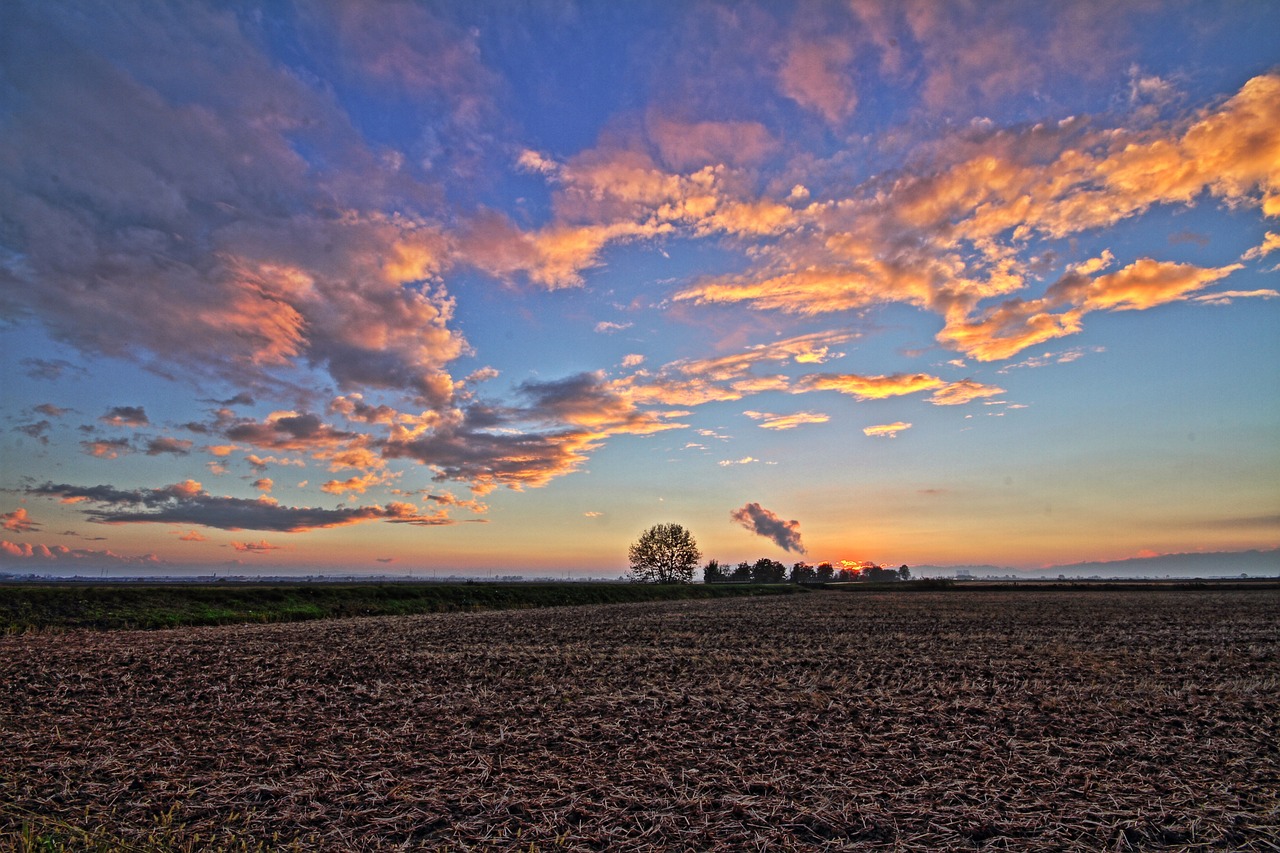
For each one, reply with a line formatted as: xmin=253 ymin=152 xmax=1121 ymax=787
xmin=1 ymin=590 xmax=1277 ymax=850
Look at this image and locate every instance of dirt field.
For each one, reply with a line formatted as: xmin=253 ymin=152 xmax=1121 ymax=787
xmin=2 ymin=590 xmax=1277 ymax=850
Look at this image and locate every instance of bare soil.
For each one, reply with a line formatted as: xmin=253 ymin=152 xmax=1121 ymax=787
xmin=2 ymin=590 xmax=1277 ymax=850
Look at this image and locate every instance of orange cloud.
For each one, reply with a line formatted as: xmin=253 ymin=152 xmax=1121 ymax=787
xmin=863 ymin=422 xmax=912 ymax=438
xmin=320 ymin=471 xmax=395 ymax=497
xmin=795 ymin=372 xmax=944 ymax=400
xmin=2 ymin=508 xmax=39 ymax=533
xmin=1048 ymin=259 xmax=1241 ymax=313
xmin=743 ymin=410 xmax=830 ymax=431
xmin=1242 ymin=232 xmax=1280 ymax=261
xmin=927 ymin=379 xmax=1006 ymax=406
xmin=671 ymin=74 xmax=1278 ymax=363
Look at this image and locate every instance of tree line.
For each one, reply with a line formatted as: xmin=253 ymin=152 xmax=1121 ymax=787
xmin=627 ymin=522 xmax=910 ymax=585
xmin=701 ymin=558 xmax=911 ymax=584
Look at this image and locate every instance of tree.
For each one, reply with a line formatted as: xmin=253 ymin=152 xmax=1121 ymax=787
xmin=628 ymin=523 xmax=701 ymax=583
xmin=703 ymin=559 xmax=726 ymax=584
xmin=815 ymin=562 xmax=835 ymax=582
xmin=729 ymin=561 xmax=752 ymax=582
xmin=752 ymin=557 xmax=787 ymax=583
xmin=898 ymin=564 xmax=911 ymax=581
xmin=789 ymin=562 xmax=816 ymax=583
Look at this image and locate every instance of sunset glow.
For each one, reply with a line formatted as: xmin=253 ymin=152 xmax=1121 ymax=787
xmin=2 ymin=2 xmax=1277 ymax=576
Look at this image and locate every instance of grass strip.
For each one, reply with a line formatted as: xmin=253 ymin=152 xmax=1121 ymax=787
xmin=0 ymin=581 xmax=804 ymax=632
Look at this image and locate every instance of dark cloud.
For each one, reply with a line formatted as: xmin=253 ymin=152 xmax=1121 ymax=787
xmin=730 ymin=502 xmax=806 ymax=554
xmin=145 ymin=437 xmax=194 ymax=456
xmin=34 ymin=403 xmax=71 ymax=417
xmin=28 ymin=482 xmax=459 ymax=532
xmin=101 ymin=406 xmax=149 ymax=427
xmin=16 ymin=421 xmax=51 ymax=444
xmin=80 ymin=438 xmax=134 ymax=459
xmin=19 ymin=358 xmax=87 ymax=381
xmin=384 ymin=415 xmax=595 ymax=494
xmin=225 ymin=414 xmax=358 ymax=449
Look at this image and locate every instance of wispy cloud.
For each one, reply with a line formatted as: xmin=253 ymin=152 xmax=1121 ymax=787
xmin=863 ymin=422 xmax=912 ymax=438
xmin=743 ymin=410 xmax=830 ymax=430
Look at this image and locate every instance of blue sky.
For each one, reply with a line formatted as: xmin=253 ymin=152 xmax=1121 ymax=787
xmin=2 ymin=1 xmax=1277 ymax=575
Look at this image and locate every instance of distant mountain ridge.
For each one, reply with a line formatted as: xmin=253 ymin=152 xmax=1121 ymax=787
xmin=913 ymin=548 xmax=1280 ymax=579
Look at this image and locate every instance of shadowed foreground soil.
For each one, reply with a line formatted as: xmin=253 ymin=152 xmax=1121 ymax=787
xmin=2 ymin=590 xmax=1277 ymax=850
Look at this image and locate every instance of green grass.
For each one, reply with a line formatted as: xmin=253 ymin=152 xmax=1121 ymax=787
xmin=0 ymin=581 xmax=804 ymax=632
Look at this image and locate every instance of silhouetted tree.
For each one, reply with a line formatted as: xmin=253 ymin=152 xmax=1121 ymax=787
xmin=835 ymin=566 xmax=859 ymax=582
xmin=815 ymin=562 xmax=835 ymax=582
xmin=703 ymin=559 xmax=726 ymax=583
xmin=790 ymin=562 xmax=816 ymax=583
xmin=729 ymin=561 xmax=752 ymax=582
xmin=752 ymin=557 xmax=787 ymax=583
xmin=628 ymin=523 xmax=700 ymax=584
xmin=898 ymin=564 xmax=911 ymax=581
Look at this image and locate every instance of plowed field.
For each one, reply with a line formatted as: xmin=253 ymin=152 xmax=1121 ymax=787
xmin=2 ymin=590 xmax=1277 ymax=850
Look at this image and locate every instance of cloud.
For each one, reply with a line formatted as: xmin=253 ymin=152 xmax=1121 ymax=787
xmin=101 ymin=406 xmax=149 ymax=427
xmin=719 ymin=457 xmax=760 ymax=467
xmin=1 ymin=540 xmax=161 ymax=567
xmin=16 ymin=421 xmax=52 ymax=444
xmin=743 ymin=410 xmax=830 ymax=431
xmin=927 ymin=379 xmax=1007 ymax=406
xmin=670 ymin=74 xmax=1279 ymax=362
xmin=2 ymin=508 xmax=40 ymax=533
xmin=176 ymin=530 xmax=207 ymax=542
xmin=251 ymin=478 xmax=273 ymax=493
xmin=777 ymin=37 xmax=857 ymax=124
xmin=320 ymin=472 xmax=396 ymax=497
xmin=595 ymin=321 xmax=633 ymax=334
xmin=0 ymin=4 xmax=469 ymax=406
xmin=1242 ymin=232 xmax=1280 ymax=261
xmin=646 ymin=115 xmax=778 ymax=169
xmin=795 ymin=372 xmax=944 ymax=400
xmin=20 ymin=359 xmax=87 ymax=381
xmin=1189 ymin=289 xmax=1279 ymax=306
xmin=384 ymin=372 xmax=687 ymax=493
xmin=997 ymin=346 xmax=1105 ymax=373
xmin=730 ymin=502 xmax=806 ymax=554
xmin=80 ymin=438 xmax=134 ymax=459
xmin=34 ymin=403 xmax=71 ymax=417
xmin=145 ymin=436 xmax=194 ymax=456
xmin=232 ymin=540 xmax=281 ymax=553
xmin=863 ymin=422 xmax=912 ymax=438
xmin=28 ymin=482 xmax=465 ymax=532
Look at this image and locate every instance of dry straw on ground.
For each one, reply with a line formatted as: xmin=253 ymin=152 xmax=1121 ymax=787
xmin=2 ymin=590 xmax=1277 ymax=850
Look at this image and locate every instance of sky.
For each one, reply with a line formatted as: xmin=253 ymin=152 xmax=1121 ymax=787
xmin=1 ymin=1 xmax=1278 ymax=577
